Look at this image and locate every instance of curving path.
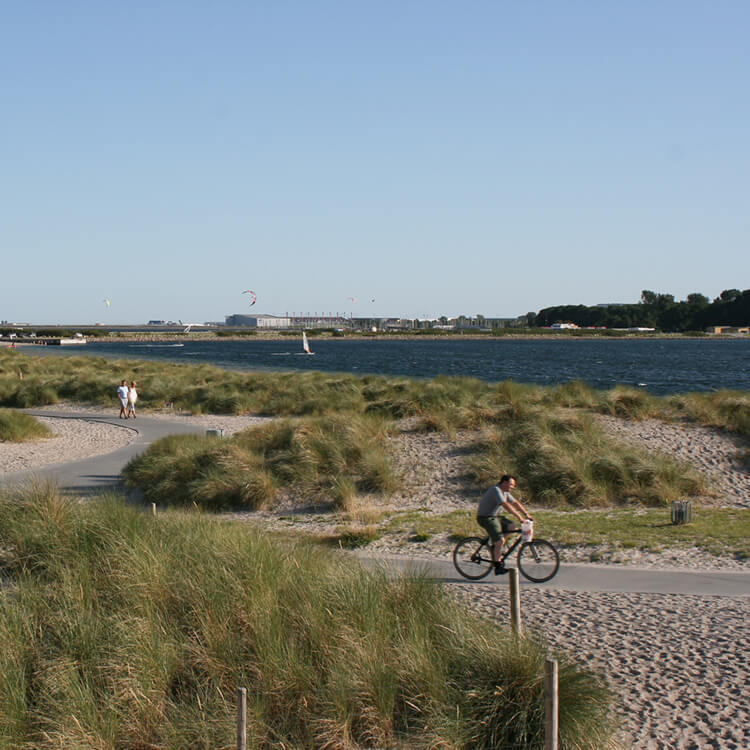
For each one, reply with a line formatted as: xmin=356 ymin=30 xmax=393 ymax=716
xmin=1 ymin=409 xmax=208 ymax=495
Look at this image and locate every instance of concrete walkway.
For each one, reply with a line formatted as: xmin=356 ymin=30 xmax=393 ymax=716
xmin=1 ymin=409 xmax=208 ymax=495
xmin=354 ymin=552 xmax=750 ymax=597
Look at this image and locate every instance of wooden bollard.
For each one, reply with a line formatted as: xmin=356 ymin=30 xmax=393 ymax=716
xmin=237 ymin=687 xmax=247 ymax=750
xmin=545 ymin=659 xmax=559 ymax=750
xmin=509 ymin=568 xmax=522 ymax=633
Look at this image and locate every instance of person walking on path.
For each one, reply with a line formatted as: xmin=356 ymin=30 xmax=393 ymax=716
xmin=126 ymin=381 xmax=138 ymax=419
xmin=117 ymin=379 xmax=129 ymax=419
xmin=476 ymin=474 xmax=533 ymax=574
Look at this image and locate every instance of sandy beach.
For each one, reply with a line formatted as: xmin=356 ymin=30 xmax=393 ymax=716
xmin=1 ymin=405 xmax=749 ymax=747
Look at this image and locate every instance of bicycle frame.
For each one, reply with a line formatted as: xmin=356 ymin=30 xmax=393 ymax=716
xmin=478 ymin=530 xmax=523 ymax=564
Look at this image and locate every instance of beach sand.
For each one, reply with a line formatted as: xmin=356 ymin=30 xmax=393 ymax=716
xmin=2 ymin=406 xmax=749 ymax=748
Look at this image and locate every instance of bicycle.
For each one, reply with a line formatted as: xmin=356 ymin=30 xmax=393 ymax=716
xmin=452 ymin=525 xmax=560 ymax=582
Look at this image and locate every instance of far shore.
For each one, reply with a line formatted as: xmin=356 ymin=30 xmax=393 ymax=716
xmin=5 ymin=330 xmax=740 ymax=346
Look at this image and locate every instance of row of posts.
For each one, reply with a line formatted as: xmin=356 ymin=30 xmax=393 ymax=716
xmin=149 ymin=507 xmax=558 ymax=748
xmin=509 ymin=568 xmax=559 ymax=749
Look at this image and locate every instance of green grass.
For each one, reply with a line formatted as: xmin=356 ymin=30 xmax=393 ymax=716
xmin=381 ymin=507 xmax=750 ymax=560
xmin=123 ymin=414 xmax=400 ymax=511
xmin=2 ymin=350 xmax=748 ymax=434
xmin=3 ymin=349 xmax=747 ymax=510
xmin=0 ymin=408 xmax=52 ymax=442
xmin=0 ymin=484 xmax=617 ymax=749
xmin=467 ymin=408 xmax=706 ymax=507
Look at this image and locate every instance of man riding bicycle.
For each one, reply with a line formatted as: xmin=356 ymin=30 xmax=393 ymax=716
xmin=476 ymin=474 xmax=533 ymax=574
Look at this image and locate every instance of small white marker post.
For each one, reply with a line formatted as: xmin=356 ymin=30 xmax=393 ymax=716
xmin=150 ymin=502 xmax=157 ymax=516
xmin=545 ymin=659 xmax=559 ymax=750
xmin=237 ymin=687 xmax=247 ymax=750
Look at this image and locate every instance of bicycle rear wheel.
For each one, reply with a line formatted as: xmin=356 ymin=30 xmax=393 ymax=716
xmin=453 ymin=537 xmax=494 ymax=580
xmin=516 ymin=539 xmax=559 ymax=583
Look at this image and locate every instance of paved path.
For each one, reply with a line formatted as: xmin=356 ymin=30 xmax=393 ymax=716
xmin=5 ymin=410 xmax=749 ymax=597
xmin=1 ymin=410 xmax=208 ymax=496
xmin=354 ymin=552 xmax=750 ymax=597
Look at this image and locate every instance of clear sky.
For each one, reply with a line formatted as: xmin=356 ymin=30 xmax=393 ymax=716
xmin=2 ymin=1 xmax=748 ymax=324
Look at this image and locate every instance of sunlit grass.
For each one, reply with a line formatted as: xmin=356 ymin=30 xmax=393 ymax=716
xmin=380 ymin=507 xmax=750 ymax=560
xmin=0 ymin=409 xmax=53 ymax=442
xmin=123 ymin=414 xmax=400 ymax=511
xmin=0 ymin=484 xmax=617 ymax=749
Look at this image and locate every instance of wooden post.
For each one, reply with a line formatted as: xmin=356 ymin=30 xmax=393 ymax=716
xmin=509 ymin=568 xmax=522 ymax=633
xmin=151 ymin=502 xmax=157 ymax=516
xmin=545 ymin=659 xmax=559 ymax=750
xmin=237 ymin=687 xmax=247 ymax=750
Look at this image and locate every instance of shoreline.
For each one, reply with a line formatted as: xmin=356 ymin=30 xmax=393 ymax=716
xmin=6 ymin=331 xmax=741 ymax=345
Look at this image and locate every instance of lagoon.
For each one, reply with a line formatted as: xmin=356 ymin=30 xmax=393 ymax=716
xmin=24 ymin=337 xmax=750 ymax=395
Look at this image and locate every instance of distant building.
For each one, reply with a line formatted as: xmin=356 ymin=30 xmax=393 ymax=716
xmin=550 ymin=322 xmax=579 ymax=329
xmin=706 ymin=326 xmax=749 ymax=334
xmin=225 ymin=314 xmax=291 ymax=328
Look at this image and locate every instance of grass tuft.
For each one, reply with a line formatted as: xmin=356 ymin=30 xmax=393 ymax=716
xmin=0 ymin=409 xmax=53 ymax=442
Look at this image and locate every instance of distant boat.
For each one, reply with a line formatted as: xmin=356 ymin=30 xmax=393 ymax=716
xmin=302 ymin=331 xmax=313 ymax=355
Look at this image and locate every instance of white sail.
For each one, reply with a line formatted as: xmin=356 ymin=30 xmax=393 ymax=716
xmin=302 ymin=331 xmax=311 ymax=354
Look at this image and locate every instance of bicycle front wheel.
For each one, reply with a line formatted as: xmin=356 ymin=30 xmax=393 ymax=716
xmin=517 ymin=539 xmax=559 ymax=583
xmin=453 ymin=537 xmax=494 ymax=580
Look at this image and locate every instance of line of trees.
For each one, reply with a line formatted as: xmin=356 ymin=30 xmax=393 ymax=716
xmin=528 ymin=289 xmax=750 ymax=332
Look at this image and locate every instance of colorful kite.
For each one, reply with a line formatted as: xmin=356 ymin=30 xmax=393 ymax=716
xmin=242 ymin=290 xmax=257 ymax=306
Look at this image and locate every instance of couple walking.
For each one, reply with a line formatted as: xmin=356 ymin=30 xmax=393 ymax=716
xmin=117 ymin=380 xmax=138 ymax=419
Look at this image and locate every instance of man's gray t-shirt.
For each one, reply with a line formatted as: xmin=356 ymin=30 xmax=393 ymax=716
xmin=477 ymin=485 xmax=514 ymax=517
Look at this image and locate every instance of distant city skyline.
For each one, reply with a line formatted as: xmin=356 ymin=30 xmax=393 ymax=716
xmin=2 ymin=2 xmax=748 ymax=324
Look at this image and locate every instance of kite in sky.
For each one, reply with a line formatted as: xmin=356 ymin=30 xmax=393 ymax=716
xmin=347 ymin=296 xmax=356 ymax=303
xmin=242 ymin=290 xmax=257 ymax=306
xmin=103 ymin=298 xmax=111 ymax=307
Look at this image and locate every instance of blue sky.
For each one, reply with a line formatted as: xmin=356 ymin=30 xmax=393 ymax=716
xmin=2 ymin=1 xmax=748 ymax=324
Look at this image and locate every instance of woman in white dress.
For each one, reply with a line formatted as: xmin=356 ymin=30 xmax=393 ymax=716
xmin=126 ymin=381 xmax=138 ymax=418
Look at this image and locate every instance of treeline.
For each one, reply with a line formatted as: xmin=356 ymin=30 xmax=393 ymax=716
xmin=529 ymin=289 xmax=750 ymax=332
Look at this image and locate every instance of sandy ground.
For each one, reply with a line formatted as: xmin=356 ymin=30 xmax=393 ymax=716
xmin=2 ymin=406 xmax=749 ymax=748
xmin=0 ymin=415 xmax=138 ymax=473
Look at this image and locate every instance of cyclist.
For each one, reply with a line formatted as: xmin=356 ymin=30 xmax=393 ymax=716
xmin=476 ymin=474 xmax=533 ymax=574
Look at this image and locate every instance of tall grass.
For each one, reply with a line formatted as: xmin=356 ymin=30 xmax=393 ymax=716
xmin=0 ymin=484 xmax=617 ymax=748
xmin=468 ymin=408 xmax=705 ymax=507
xmin=1 ymin=349 xmax=747 ymax=433
xmin=2 ymin=350 xmax=744 ymax=508
xmin=123 ymin=414 xmax=400 ymax=511
xmin=0 ymin=409 xmax=53 ymax=442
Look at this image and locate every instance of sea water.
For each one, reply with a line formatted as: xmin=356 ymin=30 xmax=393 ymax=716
xmin=32 ymin=337 xmax=750 ymax=395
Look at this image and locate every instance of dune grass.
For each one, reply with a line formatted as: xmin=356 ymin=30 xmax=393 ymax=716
xmin=0 ymin=408 xmax=53 ymax=442
xmin=467 ymin=408 xmax=706 ymax=507
xmin=2 ymin=350 xmax=746 ymax=510
xmin=123 ymin=414 xmax=400 ymax=511
xmin=0 ymin=484 xmax=617 ymax=749
xmin=2 ymin=349 xmax=748 ymax=433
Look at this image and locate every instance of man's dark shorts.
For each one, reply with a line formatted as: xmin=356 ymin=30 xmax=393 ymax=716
xmin=477 ymin=515 xmax=517 ymax=543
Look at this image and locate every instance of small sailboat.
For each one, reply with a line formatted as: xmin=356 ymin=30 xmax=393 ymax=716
xmin=302 ymin=330 xmax=313 ymax=355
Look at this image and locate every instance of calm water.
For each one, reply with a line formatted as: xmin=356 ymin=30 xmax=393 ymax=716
xmin=33 ymin=337 xmax=750 ymax=395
